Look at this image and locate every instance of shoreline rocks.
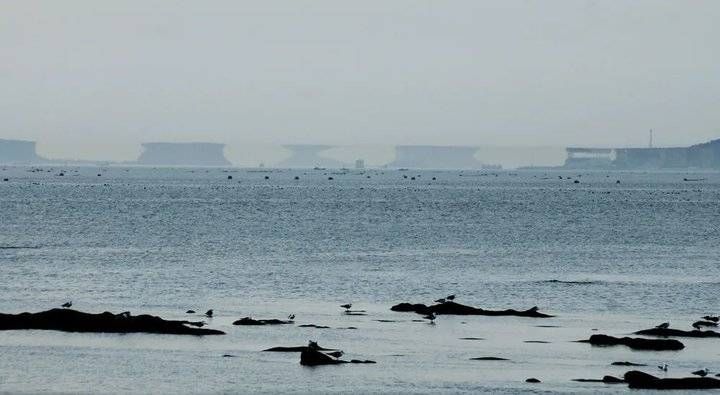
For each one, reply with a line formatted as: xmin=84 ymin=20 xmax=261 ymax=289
xmin=0 ymin=308 xmax=224 ymax=336
xmin=390 ymin=301 xmax=553 ymax=318
xmin=579 ymin=334 xmax=684 ymax=351
xmin=624 ymin=370 xmax=720 ymax=389
xmin=232 ymin=317 xmax=293 ymax=326
xmin=634 ymin=327 xmax=720 ymax=338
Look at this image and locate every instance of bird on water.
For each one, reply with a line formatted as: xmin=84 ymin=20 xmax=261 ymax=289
xmin=61 ymin=302 xmax=72 ymax=308
xmin=288 ymin=314 xmax=295 ymax=320
xmin=340 ymin=304 xmax=352 ymax=312
xmin=658 ymin=364 xmax=668 ymax=372
xmin=424 ymin=312 xmax=437 ymax=324
xmin=205 ymin=309 xmax=214 ymax=318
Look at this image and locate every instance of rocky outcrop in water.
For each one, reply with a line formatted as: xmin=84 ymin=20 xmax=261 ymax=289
xmin=0 ymin=308 xmax=224 ymax=335
xmin=579 ymin=334 xmax=684 ymax=351
xmin=634 ymin=327 xmax=720 ymax=338
xmin=232 ymin=317 xmax=293 ymax=326
xmin=624 ymin=370 xmax=720 ymax=389
xmin=390 ymin=301 xmax=553 ymax=318
xmin=299 ymin=349 xmax=376 ymax=366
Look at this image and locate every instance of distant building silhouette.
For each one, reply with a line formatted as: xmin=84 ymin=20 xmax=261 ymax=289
xmin=137 ymin=142 xmax=231 ymax=166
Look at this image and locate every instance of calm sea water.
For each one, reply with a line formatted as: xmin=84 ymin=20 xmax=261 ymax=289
xmin=1 ymin=166 xmax=719 ymax=393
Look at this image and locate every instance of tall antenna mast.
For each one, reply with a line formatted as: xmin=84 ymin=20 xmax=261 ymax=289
xmin=649 ymin=129 xmax=653 ymax=148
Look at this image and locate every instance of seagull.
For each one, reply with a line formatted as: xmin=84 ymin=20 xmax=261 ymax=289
xmin=61 ymin=302 xmax=72 ymax=308
xmin=691 ymin=368 xmax=709 ymax=377
xmin=692 ymin=320 xmax=717 ymax=330
xmin=656 ymin=322 xmax=670 ymax=329
xmin=340 ymin=304 xmax=352 ymax=311
xmin=327 ymin=350 xmax=344 ymax=359
xmin=307 ymin=340 xmax=319 ymax=351
xmin=434 ymin=298 xmax=446 ymax=304
xmin=658 ymin=363 xmax=668 ymax=372
xmin=205 ymin=309 xmax=214 ymax=318
xmin=702 ymin=315 xmax=719 ymax=323
xmin=424 ymin=312 xmax=436 ymax=324
xmin=118 ymin=311 xmax=131 ymax=318
xmin=446 ymin=295 xmax=456 ymax=301
xmin=288 ymin=314 xmax=295 ymax=320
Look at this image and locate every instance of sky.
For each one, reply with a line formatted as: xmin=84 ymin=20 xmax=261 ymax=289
xmin=1 ymin=0 xmax=719 ymax=162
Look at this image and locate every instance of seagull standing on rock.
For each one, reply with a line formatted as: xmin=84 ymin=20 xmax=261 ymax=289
xmin=61 ymin=302 xmax=72 ymax=308
xmin=656 ymin=322 xmax=670 ymax=329
xmin=434 ymin=298 xmax=446 ymax=304
xmin=692 ymin=368 xmax=709 ymax=377
xmin=446 ymin=295 xmax=455 ymax=301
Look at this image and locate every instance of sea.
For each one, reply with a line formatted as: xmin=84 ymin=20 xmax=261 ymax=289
xmin=0 ymin=166 xmax=718 ymax=393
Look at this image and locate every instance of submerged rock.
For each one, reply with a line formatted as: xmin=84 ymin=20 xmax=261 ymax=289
xmin=299 ymin=349 xmax=376 ymax=366
xmin=0 ymin=308 xmax=224 ymax=335
xmin=390 ymin=301 xmax=553 ymax=318
xmin=611 ymin=361 xmax=647 ymax=367
xmin=579 ymin=334 xmax=684 ymax=351
xmin=634 ymin=327 xmax=720 ymax=338
xmin=298 ymin=324 xmax=331 ymax=329
xmin=263 ymin=344 xmax=337 ymax=352
xmin=470 ymin=357 xmax=509 ymax=361
xmin=624 ymin=370 xmax=720 ymax=389
xmin=232 ymin=317 xmax=293 ymax=326
xmin=573 ymin=376 xmax=624 ymax=384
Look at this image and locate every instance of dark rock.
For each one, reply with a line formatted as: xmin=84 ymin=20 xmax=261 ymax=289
xmin=624 ymin=370 xmax=720 ymax=389
xmin=634 ymin=327 xmax=720 ymax=338
xmin=573 ymin=376 xmax=624 ymax=384
xmin=459 ymin=337 xmax=485 ymax=340
xmin=222 ymin=354 xmax=236 ymax=357
xmin=232 ymin=317 xmax=293 ymax=326
xmin=579 ymin=334 xmax=684 ymax=351
xmin=470 ymin=357 xmax=508 ymax=361
xmin=611 ymin=361 xmax=647 ymax=367
xmin=0 ymin=308 xmax=224 ymax=335
xmin=525 ymin=378 xmax=541 ymax=383
xmin=263 ymin=344 xmax=337 ymax=352
xmin=524 ymin=340 xmax=550 ymax=343
xmin=300 ymin=348 xmax=342 ymax=366
xmin=186 ymin=310 xmax=196 ymax=314
xmin=390 ymin=301 xmax=553 ymax=318
xmin=298 ymin=349 xmax=375 ymax=366
xmin=298 ymin=324 xmax=331 ymax=329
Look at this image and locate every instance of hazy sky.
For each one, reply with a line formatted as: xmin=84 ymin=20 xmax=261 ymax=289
xmin=2 ymin=0 xmax=719 ymax=161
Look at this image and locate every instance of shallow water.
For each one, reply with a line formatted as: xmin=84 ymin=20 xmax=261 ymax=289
xmin=1 ymin=166 xmax=719 ymax=393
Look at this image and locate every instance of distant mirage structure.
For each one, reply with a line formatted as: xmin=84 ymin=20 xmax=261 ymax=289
xmin=137 ymin=142 xmax=232 ymax=166
xmin=565 ymin=138 xmax=720 ymax=169
xmin=0 ymin=139 xmax=45 ymax=164
xmin=276 ymin=145 xmax=346 ymax=168
xmin=386 ymin=145 xmax=492 ymax=169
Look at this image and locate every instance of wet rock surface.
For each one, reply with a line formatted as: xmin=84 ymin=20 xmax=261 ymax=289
xmin=0 ymin=308 xmax=225 ymax=335
xmin=579 ymin=334 xmax=684 ymax=350
xmin=390 ymin=301 xmax=553 ymax=318
xmin=624 ymin=370 xmax=720 ymax=389
xmin=232 ymin=317 xmax=293 ymax=326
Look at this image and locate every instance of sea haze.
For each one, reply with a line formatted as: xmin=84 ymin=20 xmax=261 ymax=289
xmin=0 ymin=166 xmax=718 ymax=393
